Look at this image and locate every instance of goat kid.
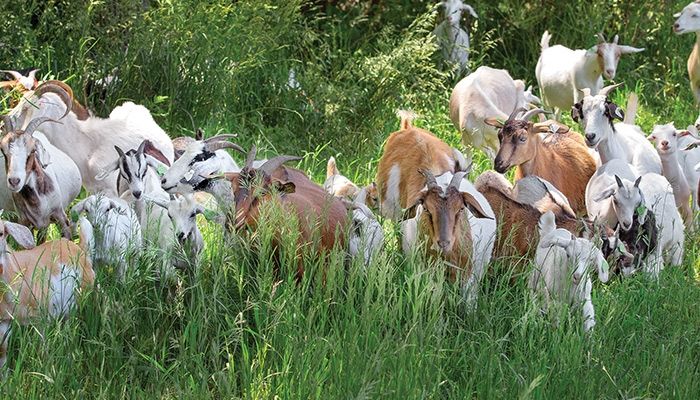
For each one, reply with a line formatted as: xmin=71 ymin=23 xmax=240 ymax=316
xmin=147 ymin=193 xmax=205 ymax=270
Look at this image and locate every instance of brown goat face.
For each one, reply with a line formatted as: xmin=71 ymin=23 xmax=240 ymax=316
xmin=419 ymin=187 xmax=465 ymax=254
xmin=493 ymin=121 xmax=536 ymax=174
xmin=229 ymin=171 xmax=296 ymax=231
xmin=0 ymin=133 xmax=43 ymax=192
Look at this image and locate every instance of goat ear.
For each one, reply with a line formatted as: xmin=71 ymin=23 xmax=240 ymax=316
xmin=142 ymin=140 xmax=171 ymax=167
xmin=195 ymin=128 xmax=204 ymax=141
xmin=462 ymin=4 xmax=478 ymax=18
xmin=144 ymin=195 xmax=169 ymax=210
xmin=677 ymin=130 xmax=691 ymax=138
xmin=571 ymin=102 xmax=583 ymax=123
xmin=614 ymin=175 xmax=624 ymax=188
xmin=274 ymin=180 xmax=296 ymax=194
xmin=107 ymin=198 xmax=123 ymax=212
xmin=114 ymin=145 xmax=126 ymax=159
xmin=484 ymin=118 xmax=504 ymax=128
xmin=95 ymin=160 xmax=120 ymax=180
xmin=5 ymin=221 xmax=35 ymax=249
xmin=606 ymin=102 xmax=625 ymax=121
xmin=593 ymin=186 xmax=616 ymax=202
xmin=462 ymin=192 xmax=492 ymax=219
xmin=633 ymin=176 xmax=642 ymax=188
xmin=34 ymin=140 xmax=50 ymax=167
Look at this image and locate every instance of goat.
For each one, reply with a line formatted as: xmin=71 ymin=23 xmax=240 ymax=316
xmin=324 ymin=156 xmax=360 ymax=200
xmin=449 ymin=66 xmax=540 ymax=159
xmin=375 ymin=110 xmax=469 ymax=220
xmin=225 ymin=147 xmax=348 ymax=280
xmin=0 ymin=217 xmax=94 ymax=369
xmin=0 ymin=115 xmax=81 ymax=238
xmin=474 ymin=171 xmax=583 ymax=274
xmin=346 ymin=201 xmax=384 ymax=268
xmin=146 ymin=193 xmax=205 ymax=270
xmin=171 ymin=129 xmax=239 ymax=175
xmin=10 ymin=81 xmax=174 ymax=196
xmin=433 ymin=0 xmax=478 ymax=75
xmin=96 ymin=141 xmax=175 ymax=259
xmin=536 ymin=31 xmax=644 ymax=114
xmin=487 ymin=108 xmax=596 ymax=215
xmin=400 ymin=171 xmax=491 ymax=307
xmin=71 ymin=194 xmax=141 ymax=278
xmin=674 ymin=2 xmax=700 ymax=102
xmin=572 ymin=84 xmax=661 ymax=176
xmin=648 ymin=123 xmax=700 ymax=227
xmin=531 ymin=211 xmax=609 ymax=333
xmin=589 ymin=170 xmax=684 ymax=278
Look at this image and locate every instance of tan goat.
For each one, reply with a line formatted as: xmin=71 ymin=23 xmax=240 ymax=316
xmin=0 ymin=218 xmax=94 ymax=368
xmin=486 ymin=108 xmax=596 ymax=215
xmin=376 ymin=110 xmax=469 ymax=220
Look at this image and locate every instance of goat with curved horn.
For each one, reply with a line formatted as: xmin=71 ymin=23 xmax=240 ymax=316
xmin=32 ymin=81 xmax=73 ymax=120
xmin=24 ymin=117 xmax=59 ymax=136
xmin=521 ymin=108 xmax=549 ymax=121
xmin=259 ymin=155 xmax=302 ymax=176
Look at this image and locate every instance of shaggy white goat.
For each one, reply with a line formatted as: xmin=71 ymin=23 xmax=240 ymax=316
xmin=434 ymin=0 xmax=478 ymax=75
xmin=674 ymin=1 xmax=700 ymax=102
xmin=11 ymin=81 xmax=174 ymax=196
xmin=536 ymin=31 xmax=644 ymax=114
xmin=0 ymin=115 xmax=81 ymax=238
xmin=531 ymin=211 xmax=609 ymax=333
xmin=72 ymin=194 xmax=142 ymax=278
xmin=449 ymin=66 xmax=540 ymax=159
xmin=572 ymin=84 xmax=661 ymax=176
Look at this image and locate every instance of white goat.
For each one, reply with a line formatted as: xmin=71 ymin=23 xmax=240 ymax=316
xmin=172 ymin=130 xmax=239 ymax=172
xmin=590 ymin=170 xmax=684 ymax=278
xmin=146 ymin=193 xmax=205 ymax=270
xmin=71 ymin=194 xmax=142 ymax=278
xmin=10 ymin=81 xmax=174 ymax=196
xmin=536 ymin=31 xmax=644 ymax=114
xmin=531 ymin=211 xmax=609 ymax=333
xmin=346 ymin=201 xmax=384 ymax=268
xmin=400 ymin=170 xmax=495 ymax=309
xmin=0 ymin=115 xmax=81 ymax=238
xmin=648 ymin=123 xmax=700 ymax=227
xmin=0 ymin=217 xmax=94 ymax=368
xmin=449 ymin=66 xmax=540 ymax=159
xmin=434 ymin=0 xmax=478 ymax=75
xmin=572 ymin=84 xmax=661 ymax=176
xmin=674 ymin=1 xmax=700 ymax=102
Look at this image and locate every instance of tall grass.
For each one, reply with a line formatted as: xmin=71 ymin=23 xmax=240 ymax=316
xmin=1 ymin=0 xmax=699 ymax=398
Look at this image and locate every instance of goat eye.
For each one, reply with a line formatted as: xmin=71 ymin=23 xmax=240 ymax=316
xmin=190 ymin=213 xmax=196 ymax=219
xmin=519 ymin=136 xmax=527 ymax=143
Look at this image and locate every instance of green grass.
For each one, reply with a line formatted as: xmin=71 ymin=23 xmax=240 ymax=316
xmin=1 ymin=0 xmax=700 ymax=398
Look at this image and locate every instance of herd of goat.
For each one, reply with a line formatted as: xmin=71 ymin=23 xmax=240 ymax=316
xmin=1 ymin=0 xmax=700 ymax=371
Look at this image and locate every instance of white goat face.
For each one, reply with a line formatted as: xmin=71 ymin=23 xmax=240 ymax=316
xmin=439 ymin=0 xmax=476 ymax=25
xmin=162 ymin=142 xmax=223 ymax=194
xmin=590 ymin=35 xmax=644 ymax=80
xmin=648 ymin=123 xmax=680 ymax=155
xmin=167 ymin=194 xmax=203 ymax=243
xmin=119 ymin=149 xmax=149 ymax=199
xmin=567 ymin=238 xmax=609 ymax=285
xmin=0 ymin=133 xmax=47 ymax=192
xmin=674 ymin=3 xmax=700 ymax=34
xmin=579 ymin=95 xmax=612 ymax=147
xmin=596 ymin=176 xmax=642 ymax=231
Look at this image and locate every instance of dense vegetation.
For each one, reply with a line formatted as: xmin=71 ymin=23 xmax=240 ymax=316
xmin=0 ymin=1 xmax=699 ymax=398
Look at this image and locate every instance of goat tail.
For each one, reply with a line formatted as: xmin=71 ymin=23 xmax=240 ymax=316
xmin=540 ymin=31 xmax=551 ymax=51
xmin=396 ymin=109 xmax=417 ymax=130
xmin=78 ymin=216 xmax=94 ymax=263
xmin=327 ymin=156 xmax=339 ymax=178
xmin=538 ymin=210 xmax=557 ymax=237
xmin=623 ymin=92 xmax=639 ymax=125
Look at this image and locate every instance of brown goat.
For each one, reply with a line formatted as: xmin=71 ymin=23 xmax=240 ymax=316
xmin=375 ymin=110 xmax=469 ymax=220
xmin=486 ymin=108 xmax=596 ymax=215
xmin=225 ymin=146 xmax=348 ymax=280
xmin=474 ymin=171 xmax=583 ymax=275
xmin=411 ymin=171 xmax=491 ymax=284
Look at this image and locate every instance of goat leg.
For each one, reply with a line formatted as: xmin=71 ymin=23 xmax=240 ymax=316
xmin=55 ymin=210 xmax=73 ymax=239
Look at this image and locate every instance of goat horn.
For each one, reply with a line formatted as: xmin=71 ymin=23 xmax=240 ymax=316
xmin=259 ymin=155 xmax=302 ymax=176
xmin=580 ymin=87 xmax=592 ymax=98
xmin=203 ymin=134 xmax=239 ymax=144
xmin=24 ymin=117 xmax=59 ymax=136
xmin=520 ymin=108 xmax=549 ymax=121
xmin=0 ymin=70 xmax=23 ymax=80
xmin=613 ymin=34 xmax=619 ymax=44
xmin=33 ymin=80 xmax=74 ymax=120
xmin=244 ymin=145 xmax=257 ymax=169
xmin=1 ymin=115 xmax=14 ymax=133
xmin=599 ymin=83 xmax=623 ymax=97
xmin=507 ymin=107 xmax=527 ymax=122
xmin=596 ymin=32 xmax=606 ymax=44
xmin=419 ymin=169 xmax=439 ymax=190
xmin=449 ymin=171 xmax=466 ymax=189
xmin=207 ymin=141 xmax=246 ymax=153
xmin=27 ymin=69 xmax=39 ymax=80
